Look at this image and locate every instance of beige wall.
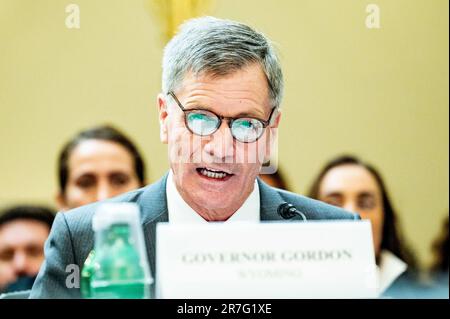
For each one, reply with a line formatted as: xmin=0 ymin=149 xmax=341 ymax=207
xmin=0 ymin=0 xmax=448 ymax=268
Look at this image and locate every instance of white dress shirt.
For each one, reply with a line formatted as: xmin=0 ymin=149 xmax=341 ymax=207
xmin=166 ymin=170 xmax=260 ymax=223
xmin=377 ymin=249 xmax=408 ymax=295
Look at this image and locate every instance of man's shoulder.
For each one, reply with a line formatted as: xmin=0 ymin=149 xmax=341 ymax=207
xmin=63 ymin=173 xmax=169 ymax=231
xmin=63 ymin=186 xmax=148 ymax=230
xmin=29 ymin=178 xmax=168 ymax=299
xmin=260 ymin=182 xmax=359 ymax=220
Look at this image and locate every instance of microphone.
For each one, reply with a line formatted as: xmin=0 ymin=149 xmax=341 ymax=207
xmin=277 ymin=203 xmax=307 ymax=221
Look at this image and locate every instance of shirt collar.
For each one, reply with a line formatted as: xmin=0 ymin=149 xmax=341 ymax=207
xmin=166 ymin=170 xmax=260 ymax=223
xmin=377 ymin=249 xmax=408 ymax=295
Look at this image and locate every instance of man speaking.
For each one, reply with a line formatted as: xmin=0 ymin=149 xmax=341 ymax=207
xmin=30 ymin=16 xmax=358 ymax=298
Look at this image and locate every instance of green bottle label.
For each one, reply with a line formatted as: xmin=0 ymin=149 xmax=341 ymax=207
xmin=90 ymin=223 xmax=150 ymax=299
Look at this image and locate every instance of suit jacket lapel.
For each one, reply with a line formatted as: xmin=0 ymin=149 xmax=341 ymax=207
xmin=138 ymin=175 xmax=286 ymax=276
xmin=258 ymin=178 xmax=286 ymax=221
xmin=138 ymin=173 xmax=169 ymax=277
xmin=141 ymin=175 xmax=285 ymax=225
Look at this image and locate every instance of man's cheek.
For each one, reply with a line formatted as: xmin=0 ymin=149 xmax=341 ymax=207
xmin=169 ymin=129 xmax=194 ymax=164
xmin=236 ymin=141 xmax=266 ymax=165
xmin=189 ymin=135 xmax=206 ymax=164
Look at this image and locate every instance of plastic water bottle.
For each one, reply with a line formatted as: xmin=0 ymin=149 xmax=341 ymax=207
xmin=80 ymin=249 xmax=95 ymax=298
xmin=85 ymin=203 xmax=153 ymax=299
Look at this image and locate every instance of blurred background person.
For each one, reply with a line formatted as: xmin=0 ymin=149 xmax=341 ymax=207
xmin=0 ymin=206 xmax=55 ymax=293
xmin=308 ymin=155 xmax=418 ymax=297
xmin=431 ymin=217 xmax=449 ymax=273
xmin=425 ymin=216 xmax=449 ymax=298
xmin=259 ymin=168 xmax=290 ymax=191
xmin=56 ymin=125 xmax=147 ymax=210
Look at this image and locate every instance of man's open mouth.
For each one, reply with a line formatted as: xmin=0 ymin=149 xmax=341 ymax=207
xmin=196 ymin=167 xmax=233 ymax=181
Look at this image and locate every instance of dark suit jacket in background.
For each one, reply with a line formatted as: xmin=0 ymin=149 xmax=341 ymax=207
xmin=30 ymin=173 xmax=359 ymax=298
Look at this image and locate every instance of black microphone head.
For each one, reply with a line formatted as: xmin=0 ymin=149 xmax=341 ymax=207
xmin=278 ymin=203 xmax=296 ymax=219
xmin=277 ymin=203 xmax=307 ymax=221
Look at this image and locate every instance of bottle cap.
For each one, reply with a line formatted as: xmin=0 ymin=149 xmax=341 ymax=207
xmin=92 ymin=202 xmax=140 ymax=232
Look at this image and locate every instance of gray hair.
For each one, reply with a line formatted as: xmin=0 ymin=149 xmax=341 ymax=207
xmin=162 ymin=16 xmax=284 ymax=108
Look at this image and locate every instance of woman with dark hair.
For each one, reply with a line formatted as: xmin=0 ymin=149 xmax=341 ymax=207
xmin=308 ymin=155 xmax=417 ymax=296
xmin=56 ymin=124 xmax=147 ymax=210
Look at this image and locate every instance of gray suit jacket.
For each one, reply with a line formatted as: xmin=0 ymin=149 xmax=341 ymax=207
xmin=30 ymin=173 xmax=359 ymax=298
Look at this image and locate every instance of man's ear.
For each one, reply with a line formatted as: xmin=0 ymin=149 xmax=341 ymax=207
xmin=265 ymin=110 xmax=281 ymax=161
xmin=157 ymin=93 xmax=169 ymax=144
xmin=271 ymin=109 xmax=281 ymax=128
xmin=55 ymin=192 xmax=68 ymax=212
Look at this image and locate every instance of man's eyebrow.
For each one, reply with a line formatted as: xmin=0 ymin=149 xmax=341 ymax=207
xmin=183 ymin=98 xmax=267 ymax=118
xmin=323 ymin=192 xmax=343 ymax=198
xmin=233 ymin=110 xmax=266 ymax=118
xmin=185 ymin=105 xmax=266 ymax=119
xmin=357 ymin=191 xmax=376 ymax=198
xmin=0 ymin=246 xmax=12 ymax=252
xmin=25 ymin=244 xmax=44 ymax=249
xmin=76 ymin=173 xmax=95 ymax=178
xmin=108 ymin=171 xmax=130 ymax=178
xmin=73 ymin=173 xmax=96 ymax=180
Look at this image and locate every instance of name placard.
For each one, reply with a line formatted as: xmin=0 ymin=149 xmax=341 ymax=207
xmin=156 ymin=221 xmax=378 ymax=298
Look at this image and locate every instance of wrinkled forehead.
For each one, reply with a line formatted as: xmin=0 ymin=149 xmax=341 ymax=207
xmin=174 ymin=64 xmax=272 ymax=113
xmin=0 ymin=220 xmax=50 ymax=244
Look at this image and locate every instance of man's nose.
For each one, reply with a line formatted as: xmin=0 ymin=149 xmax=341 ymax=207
xmin=96 ymin=183 xmax=114 ymax=201
xmin=343 ymin=202 xmax=358 ymax=215
xmin=12 ymin=252 xmax=28 ymax=274
xmin=204 ymin=122 xmax=235 ymax=160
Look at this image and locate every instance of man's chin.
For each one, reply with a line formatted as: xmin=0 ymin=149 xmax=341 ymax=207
xmin=189 ymin=193 xmax=237 ymax=212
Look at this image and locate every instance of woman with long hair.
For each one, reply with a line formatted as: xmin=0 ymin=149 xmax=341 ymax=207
xmin=308 ymin=155 xmax=417 ymax=295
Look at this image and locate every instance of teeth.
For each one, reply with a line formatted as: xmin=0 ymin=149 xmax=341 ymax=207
xmin=200 ymin=168 xmax=228 ymax=179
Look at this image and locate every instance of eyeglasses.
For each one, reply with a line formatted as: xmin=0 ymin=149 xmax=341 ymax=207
xmin=167 ymin=91 xmax=276 ymax=143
